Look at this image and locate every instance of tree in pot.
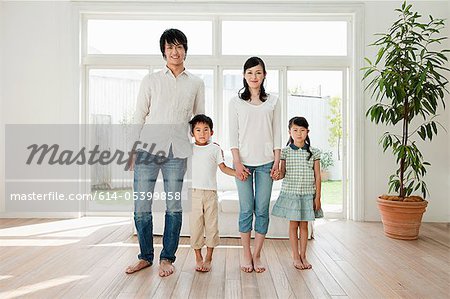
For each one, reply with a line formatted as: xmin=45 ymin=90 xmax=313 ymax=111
xmin=363 ymin=1 xmax=449 ymax=240
xmin=320 ymin=150 xmax=334 ymax=181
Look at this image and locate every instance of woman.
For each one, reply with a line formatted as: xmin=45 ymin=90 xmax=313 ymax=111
xmin=229 ymin=57 xmax=281 ymax=273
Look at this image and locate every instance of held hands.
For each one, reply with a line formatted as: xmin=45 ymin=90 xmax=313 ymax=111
xmin=271 ymin=169 xmax=281 ymax=180
xmin=270 ymin=163 xmax=282 ymax=181
xmin=235 ymin=162 xmax=251 ymax=181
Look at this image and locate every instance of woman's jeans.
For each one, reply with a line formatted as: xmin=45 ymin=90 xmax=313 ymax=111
xmin=235 ymin=161 xmax=274 ymax=235
xmin=133 ymin=149 xmax=186 ymax=264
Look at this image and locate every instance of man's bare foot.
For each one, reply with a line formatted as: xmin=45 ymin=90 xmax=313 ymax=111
xmin=252 ymin=255 xmax=266 ymax=273
xmin=159 ymin=260 xmax=175 ymax=277
xmin=202 ymin=259 xmax=212 ymax=272
xmin=125 ymin=259 xmax=151 ymax=274
xmin=293 ymin=259 xmax=304 ymax=270
xmin=195 ymin=258 xmax=204 ymax=272
xmin=301 ymin=256 xmax=312 ymax=269
xmin=240 ymin=253 xmax=253 ymax=273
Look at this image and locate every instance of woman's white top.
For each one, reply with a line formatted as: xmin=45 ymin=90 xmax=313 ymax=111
xmin=228 ymin=94 xmax=281 ymax=166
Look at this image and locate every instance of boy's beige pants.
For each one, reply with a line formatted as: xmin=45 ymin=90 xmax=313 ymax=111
xmin=189 ymin=189 xmax=220 ymax=249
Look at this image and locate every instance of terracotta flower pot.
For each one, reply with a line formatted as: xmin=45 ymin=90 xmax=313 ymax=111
xmin=377 ymin=197 xmax=428 ymax=240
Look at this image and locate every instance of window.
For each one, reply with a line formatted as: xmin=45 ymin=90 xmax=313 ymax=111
xmin=82 ymin=7 xmax=360 ymax=219
xmin=222 ymin=21 xmax=347 ymax=55
xmin=88 ymin=20 xmax=212 ymax=55
xmin=287 ymin=70 xmax=344 ymax=213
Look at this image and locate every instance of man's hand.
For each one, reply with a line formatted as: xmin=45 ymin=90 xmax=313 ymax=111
xmin=126 ymin=153 xmax=136 ymax=171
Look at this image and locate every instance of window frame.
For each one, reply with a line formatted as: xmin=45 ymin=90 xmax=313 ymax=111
xmin=79 ymin=2 xmax=365 ymax=221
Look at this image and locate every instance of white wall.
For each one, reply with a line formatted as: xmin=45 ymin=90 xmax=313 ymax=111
xmin=0 ymin=1 xmax=4 ymax=213
xmin=0 ymin=1 xmax=448 ymax=221
xmin=0 ymin=1 xmax=79 ymax=215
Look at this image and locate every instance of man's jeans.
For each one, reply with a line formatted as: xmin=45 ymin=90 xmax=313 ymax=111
xmin=133 ymin=149 xmax=187 ymax=264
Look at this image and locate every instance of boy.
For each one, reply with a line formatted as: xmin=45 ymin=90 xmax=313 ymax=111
xmin=188 ymin=114 xmax=240 ymax=272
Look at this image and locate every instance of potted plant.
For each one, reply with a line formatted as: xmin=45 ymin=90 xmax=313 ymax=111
xmin=363 ymin=1 xmax=449 ymax=240
xmin=320 ymin=150 xmax=334 ymax=181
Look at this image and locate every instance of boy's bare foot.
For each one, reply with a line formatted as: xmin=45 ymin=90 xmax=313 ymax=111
xmin=252 ymin=255 xmax=266 ymax=273
xmin=240 ymin=253 xmax=253 ymax=273
xmin=195 ymin=258 xmax=204 ymax=272
xmin=194 ymin=249 xmax=204 ymax=272
xmin=293 ymin=259 xmax=304 ymax=270
xmin=125 ymin=259 xmax=151 ymax=274
xmin=159 ymin=260 xmax=175 ymax=277
xmin=202 ymin=259 xmax=212 ymax=272
xmin=301 ymin=257 xmax=312 ymax=269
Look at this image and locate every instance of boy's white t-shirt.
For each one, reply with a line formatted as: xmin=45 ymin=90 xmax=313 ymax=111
xmin=191 ymin=143 xmax=224 ymax=190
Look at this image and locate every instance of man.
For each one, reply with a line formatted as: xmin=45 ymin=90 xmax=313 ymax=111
xmin=125 ymin=29 xmax=205 ymax=277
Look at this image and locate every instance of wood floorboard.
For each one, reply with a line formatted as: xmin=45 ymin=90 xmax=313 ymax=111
xmin=0 ymin=218 xmax=448 ymax=299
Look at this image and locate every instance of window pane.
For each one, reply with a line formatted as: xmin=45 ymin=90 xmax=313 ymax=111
xmin=89 ymin=69 xmax=148 ymax=124
xmin=222 ymin=21 xmax=347 ymax=55
xmin=189 ymin=69 xmax=214 ymax=119
xmin=287 ymin=70 xmax=343 ymax=213
xmin=88 ymin=69 xmax=148 ymax=211
xmin=88 ymin=20 xmax=212 ymax=55
xmin=222 ymin=69 xmax=279 ymax=148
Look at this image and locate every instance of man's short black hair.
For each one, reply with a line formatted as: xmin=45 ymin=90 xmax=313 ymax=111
xmin=189 ymin=114 xmax=213 ymax=133
xmin=160 ymin=28 xmax=188 ymax=59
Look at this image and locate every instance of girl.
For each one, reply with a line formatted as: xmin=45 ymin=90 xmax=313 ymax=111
xmin=229 ymin=57 xmax=281 ymax=273
xmin=272 ymin=116 xmax=322 ymax=270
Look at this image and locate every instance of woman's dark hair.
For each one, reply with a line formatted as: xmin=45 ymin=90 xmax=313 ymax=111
xmin=159 ymin=29 xmax=188 ymax=59
xmin=238 ymin=56 xmax=268 ymax=102
xmin=189 ymin=114 xmax=213 ymax=134
xmin=287 ymin=116 xmax=312 ymax=160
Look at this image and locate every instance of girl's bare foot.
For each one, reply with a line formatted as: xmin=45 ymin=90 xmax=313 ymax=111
xmin=159 ymin=260 xmax=175 ymax=277
xmin=301 ymin=256 xmax=312 ymax=269
xmin=293 ymin=259 xmax=304 ymax=270
xmin=252 ymin=255 xmax=266 ymax=273
xmin=241 ymin=253 xmax=253 ymax=273
xmin=202 ymin=259 xmax=212 ymax=272
xmin=125 ymin=259 xmax=151 ymax=274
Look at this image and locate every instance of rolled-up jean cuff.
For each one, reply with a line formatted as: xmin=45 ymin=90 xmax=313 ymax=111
xmin=159 ymin=258 xmax=175 ymax=264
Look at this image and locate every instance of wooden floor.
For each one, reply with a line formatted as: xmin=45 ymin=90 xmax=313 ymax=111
xmin=0 ymin=218 xmax=448 ymax=299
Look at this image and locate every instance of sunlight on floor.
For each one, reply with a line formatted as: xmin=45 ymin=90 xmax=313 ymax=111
xmin=0 ymin=239 xmax=81 ymax=246
xmin=0 ymin=275 xmax=87 ymax=299
xmin=0 ymin=275 xmax=13 ymax=281
xmin=0 ymin=217 xmax=130 ymax=237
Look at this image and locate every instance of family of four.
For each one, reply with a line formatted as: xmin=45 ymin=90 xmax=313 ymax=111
xmin=125 ymin=29 xmax=322 ymax=278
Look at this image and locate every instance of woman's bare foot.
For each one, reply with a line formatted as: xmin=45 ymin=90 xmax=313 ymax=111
xmin=159 ymin=260 xmax=175 ymax=277
xmin=202 ymin=259 xmax=212 ymax=272
xmin=125 ymin=259 xmax=151 ymax=274
xmin=240 ymin=253 xmax=253 ymax=273
xmin=252 ymin=255 xmax=266 ymax=273
xmin=301 ymin=256 xmax=312 ymax=269
xmin=293 ymin=259 xmax=304 ymax=270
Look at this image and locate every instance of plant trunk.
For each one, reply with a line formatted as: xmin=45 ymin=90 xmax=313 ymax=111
xmin=400 ymin=97 xmax=409 ymax=197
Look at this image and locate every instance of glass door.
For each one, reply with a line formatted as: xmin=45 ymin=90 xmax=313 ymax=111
xmin=287 ymin=70 xmax=346 ymax=218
